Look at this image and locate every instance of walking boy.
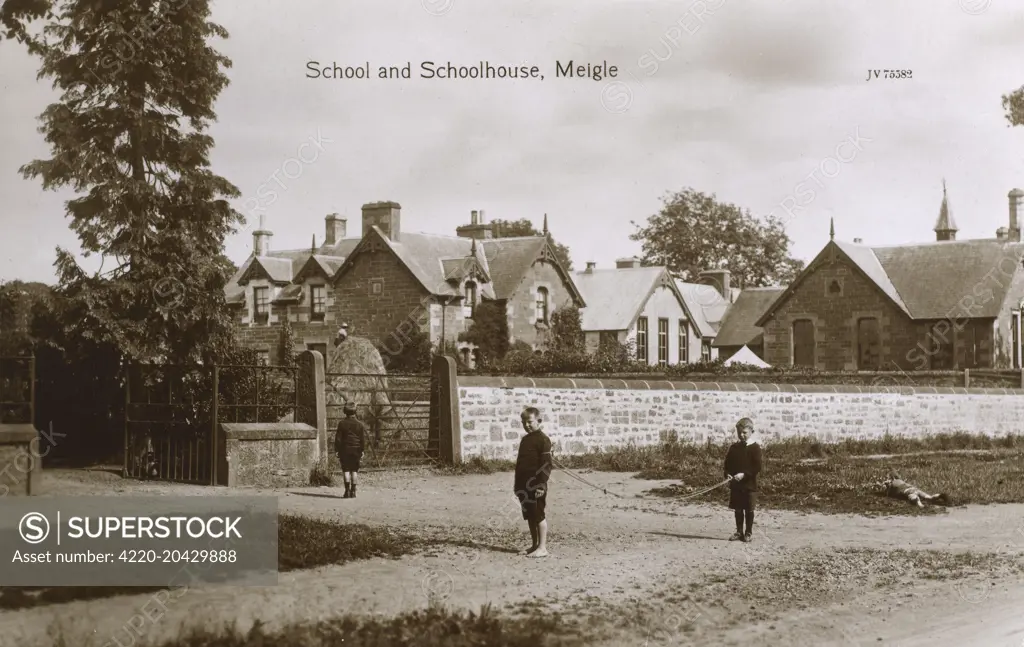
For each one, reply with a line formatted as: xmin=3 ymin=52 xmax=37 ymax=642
xmin=335 ymin=401 xmax=366 ymax=498
xmin=724 ymin=417 xmax=762 ymax=542
xmin=515 ymin=407 xmax=553 ymax=558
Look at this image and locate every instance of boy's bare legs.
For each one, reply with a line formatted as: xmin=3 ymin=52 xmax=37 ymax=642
xmin=528 ymin=520 xmax=549 ymax=558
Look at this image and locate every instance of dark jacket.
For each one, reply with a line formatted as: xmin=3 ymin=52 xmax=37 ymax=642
xmin=724 ymin=440 xmax=762 ymax=492
xmin=335 ymin=417 xmax=366 ymax=456
xmin=514 ymin=430 xmax=552 ymax=494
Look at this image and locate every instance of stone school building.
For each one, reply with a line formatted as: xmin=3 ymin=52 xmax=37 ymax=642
xmin=753 ymin=187 xmax=1024 ymax=370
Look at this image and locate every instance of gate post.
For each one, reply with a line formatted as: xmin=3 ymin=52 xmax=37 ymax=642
xmin=211 ymin=365 xmax=219 ymax=486
xmin=296 ymin=350 xmax=327 ymax=459
xmin=431 ymin=355 xmax=461 ymax=465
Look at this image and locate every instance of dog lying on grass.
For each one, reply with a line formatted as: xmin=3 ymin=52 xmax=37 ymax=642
xmin=876 ymin=471 xmax=950 ymax=508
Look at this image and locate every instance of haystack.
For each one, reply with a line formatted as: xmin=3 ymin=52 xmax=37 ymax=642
xmin=325 ymin=336 xmax=395 ymax=467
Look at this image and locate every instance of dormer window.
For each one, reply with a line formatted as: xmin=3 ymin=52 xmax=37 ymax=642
xmin=253 ymin=287 xmax=269 ymax=323
xmin=536 ymin=287 xmax=549 ymax=324
xmin=310 ymin=285 xmax=326 ymax=321
xmin=464 ymin=281 xmax=477 ymax=318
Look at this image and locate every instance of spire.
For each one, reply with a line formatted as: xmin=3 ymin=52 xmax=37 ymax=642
xmin=829 ymin=217 xmax=835 ymax=241
xmin=934 ymin=179 xmax=958 ymax=241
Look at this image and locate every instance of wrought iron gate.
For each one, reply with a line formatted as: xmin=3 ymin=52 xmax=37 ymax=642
xmin=324 ymin=371 xmax=439 ymax=468
xmin=123 ymin=363 xmax=298 ymax=485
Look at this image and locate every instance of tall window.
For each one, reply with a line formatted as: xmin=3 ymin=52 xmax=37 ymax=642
xmin=856 ymin=317 xmax=881 ymax=370
xmin=536 ymin=287 xmax=549 ymax=323
xmin=636 ymin=317 xmax=648 ymax=362
xmin=960 ymin=322 xmax=978 ymax=369
xmin=599 ymin=331 xmax=618 ymax=351
xmin=792 ymin=319 xmax=815 ymax=367
xmin=658 ymin=318 xmax=669 ymax=366
xmin=678 ymin=320 xmax=689 ymax=363
xmin=253 ymin=287 xmax=269 ymax=322
xmin=310 ymin=285 xmax=326 ymax=321
xmin=464 ymin=281 xmax=477 ymax=318
xmin=701 ymin=340 xmax=711 ymax=362
xmin=928 ymin=324 xmax=954 ymax=370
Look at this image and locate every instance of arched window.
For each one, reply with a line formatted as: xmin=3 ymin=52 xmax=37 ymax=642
xmin=464 ymin=281 xmax=477 ymax=318
xmin=536 ymin=287 xmax=549 ymax=323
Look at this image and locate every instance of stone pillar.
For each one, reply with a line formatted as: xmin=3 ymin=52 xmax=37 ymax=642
xmin=432 ymin=355 xmax=461 ymax=465
xmin=296 ymin=350 xmax=327 ymax=460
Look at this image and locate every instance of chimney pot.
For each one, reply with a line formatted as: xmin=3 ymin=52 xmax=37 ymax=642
xmin=324 ymin=213 xmax=347 ymax=246
xmin=585 ymin=261 xmax=596 ymax=273
xmin=698 ymin=268 xmax=731 ymax=300
xmin=1009 ymin=189 xmax=1024 ymax=242
xmin=615 ymin=256 xmax=641 ymax=269
xmin=853 ymin=238 xmax=863 ymax=244
xmin=471 ymin=210 xmax=479 ymax=225
xmin=479 ymin=209 xmax=486 ymax=222
xmin=997 ymin=226 xmax=1009 ymax=240
xmin=361 ymin=201 xmax=402 ymax=241
xmin=253 ymin=215 xmax=273 ymax=256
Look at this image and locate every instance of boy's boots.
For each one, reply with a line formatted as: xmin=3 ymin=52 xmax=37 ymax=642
xmin=350 ymin=483 xmax=357 ymax=498
xmin=343 ymin=482 xmax=352 ymax=498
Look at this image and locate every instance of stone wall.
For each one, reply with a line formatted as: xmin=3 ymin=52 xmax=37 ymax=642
xmin=221 ymin=423 xmax=318 ymax=488
xmin=0 ymin=425 xmax=41 ymax=495
xmin=455 ymin=376 xmax=1024 ymax=461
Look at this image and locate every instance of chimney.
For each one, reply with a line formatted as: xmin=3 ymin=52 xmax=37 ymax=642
xmin=361 ymin=201 xmax=402 ymax=241
xmin=615 ymin=256 xmax=641 ymax=269
xmin=997 ymin=226 xmax=1009 ymax=240
xmin=698 ymin=268 xmax=731 ymax=300
xmin=324 ymin=213 xmax=347 ymax=246
xmin=456 ymin=208 xmax=494 ymax=240
xmin=853 ymin=238 xmax=863 ymax=244
xmin=585 ymin=261 xmax=596 ymax=273
xmin=253 ymin=214 xmax=272 ymax=256
xmin=1009 ymin=189 xmax=1024 ymax=242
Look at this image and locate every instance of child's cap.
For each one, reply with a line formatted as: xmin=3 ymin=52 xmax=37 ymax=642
xmin=343 ymin=402 xmax=357 ymax=414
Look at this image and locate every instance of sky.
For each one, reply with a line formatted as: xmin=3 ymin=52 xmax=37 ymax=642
xmin=2 ymin=0 xmax=1024 ymax=284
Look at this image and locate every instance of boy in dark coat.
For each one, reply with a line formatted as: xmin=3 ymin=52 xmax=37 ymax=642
xmin=335 ymin=401 xmax=366 ymax=498
xmin=723 ymin=417 xmax=762 ymax=542
xmin=515 ymin=407 xmax=553 ymax=558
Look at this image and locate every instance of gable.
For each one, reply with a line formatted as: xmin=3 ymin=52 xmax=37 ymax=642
xmin=237 ymin=257 xmax=292 ymax=286
xmin=756 ymin=241 xmax=912 ymax=327
xmin=575 ymin=267 xmax=687 ymax=331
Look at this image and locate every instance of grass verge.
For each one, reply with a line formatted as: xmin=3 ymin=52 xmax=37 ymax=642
xmin=440 ymin=433 xmax=1024 ymax=515
xmin=1 ymin=515 xmax=423 ymax=611
xmin=84 ymin=604 xmax=591 ymax=647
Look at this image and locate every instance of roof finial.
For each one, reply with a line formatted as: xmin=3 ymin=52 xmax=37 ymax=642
xmin=829 ymin=217 xmax=835 ymax=241
xmin=542 ymin=213 xmax=549 ymax=236
xmin=258 ymin=213 xmax=266 ymax=230
xmin=311 ymin=234 xmax=316 ymax=254
xmin=470 ymin=237 xmax=477 ymax=255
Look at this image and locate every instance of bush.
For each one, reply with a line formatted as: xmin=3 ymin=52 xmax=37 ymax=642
xmin=462 ymin=300 xmax=509 ymax=364
xmin=309 ymin=456 xmax=335 ymax=486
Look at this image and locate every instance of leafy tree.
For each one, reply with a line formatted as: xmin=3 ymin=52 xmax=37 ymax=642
xmin=491 ymin=218 xmax=574 ymax=271
xmin=461 ymin=300 xmax=510 ymax=364
xmin=630 ymin=189 xmax=804 ymax=287
xmin=550 ymin=304 xmax=585 ymax=352
xmin=10 ymin=0 xmax=241 ymax=365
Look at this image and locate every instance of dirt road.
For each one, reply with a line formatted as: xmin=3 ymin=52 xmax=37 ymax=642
xmin=2 ymin=468 xmax=1022 ymax=646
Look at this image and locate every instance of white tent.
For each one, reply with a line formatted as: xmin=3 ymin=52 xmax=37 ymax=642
xmin=723 ymin=345 xmax=771 ymax=368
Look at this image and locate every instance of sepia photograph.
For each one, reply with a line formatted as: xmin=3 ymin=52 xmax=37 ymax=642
xmin=1 ymin=0 xmax=1024 ymax=645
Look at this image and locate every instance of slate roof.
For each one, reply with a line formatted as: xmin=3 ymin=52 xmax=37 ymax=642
xmin=676 ymin=281 xmax=733 ymax=338
xmin=573 ymin=267 xmax=675 ymax=331
xmin=224 ymin=230 xmax=581 ymax=306
xmin=712 ymin=287 xmax=786 ymax=348
xmin=755 ymin=238 xmax=1024 ymax=325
